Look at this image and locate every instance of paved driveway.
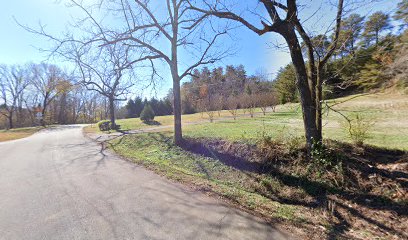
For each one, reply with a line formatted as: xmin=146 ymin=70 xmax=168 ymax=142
xmin=0 ymin=125 xmax=288 ymax=240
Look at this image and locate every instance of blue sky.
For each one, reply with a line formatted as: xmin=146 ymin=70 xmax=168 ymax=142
xmin=0 ymin=0 xmax=399 ymax=99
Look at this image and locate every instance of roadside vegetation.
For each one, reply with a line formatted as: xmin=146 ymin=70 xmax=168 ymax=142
xmin=3 ymin=0 xmax=408 ymax=239
xmin=0 ymin=127 xmax=42 ymax=142
xmin=91 ymin=92 xmax=408 ymax=239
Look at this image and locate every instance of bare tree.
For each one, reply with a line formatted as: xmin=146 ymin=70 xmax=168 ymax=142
xmin=114 ymin=0 xmax=229 ymax=143
xmin=188 ymin=0 xmax=346 ymax=150
xmin=214 ymin=94 xmax=224 ymax=117
xmin=257 ymin=92 xmax=278 ymax=115
xmin=226 ymin=96 xmax=239 ymax=120
xmin=197 ymin=88 xmax=218 ymax=123
xmin=0 ymin=65 xmax=30 ymax=129
xmin=22 ymin=0 xmax=230 ymax=145
xmin=241 ymin=94 xmax=256 ymax=118
xmin=69 ymin=43 xmax=134 ymax=129
xmin=31 ymin=63 xmax=70 ymax=126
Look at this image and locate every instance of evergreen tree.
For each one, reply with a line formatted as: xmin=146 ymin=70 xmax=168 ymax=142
xmin=140 ymin=104 xmax=155 ymax=122
xmin=394 ymin=0 xmax=408 ymax=27
xmin=338 ymin=14 xmax=365 ymax=54
xmin=362 ymin=12 xmax=392 ymax=46
xmin=274 ymin=64 xmax=298 ymax=104
xmin=133 ymin=97 xmax=144 ymax=117
xmin=125 ymin=99 xmax=136 ymax=118
xmin=356 ymin=59 xmax=385 ymax=90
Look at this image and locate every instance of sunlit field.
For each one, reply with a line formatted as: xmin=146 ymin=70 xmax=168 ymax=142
xmin=88 ymin=93 xmax=408 ymax=150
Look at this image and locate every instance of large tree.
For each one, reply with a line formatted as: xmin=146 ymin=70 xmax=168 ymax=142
xmin=24 ymin=0 xmax=229 ymax=145
xmin=70 ymin=43 xmax=134 ymax=128
xmin=362 ymin=11 xmax=391 ymax=46
xmin=188 ymin=0 xmax=345 ymax=150
xmin=111 ymin=0 xmax=229 ymax=144
xmin=338 ymin=14 xmax=365 ymax=54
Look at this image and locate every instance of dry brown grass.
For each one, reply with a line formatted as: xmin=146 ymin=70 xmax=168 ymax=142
xmin=0 ymin=127 xmax=41 ymax=142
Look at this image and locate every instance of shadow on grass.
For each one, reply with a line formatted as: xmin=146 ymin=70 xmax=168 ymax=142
xmin=180 ymin=138 xmax=262 ymax=173
xmin=143 ymin=120 xmax=161 ymax=126
xmin=177 ymin=137 xmax=408 ymax=239
xmin=105 ymin=132 xmax=407 ymax=239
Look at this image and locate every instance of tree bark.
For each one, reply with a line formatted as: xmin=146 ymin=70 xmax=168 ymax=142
xmin=316 ymin=65 xmax=324 ymax=141
xmin=172 ymin=71 xmax=183 ymax=145
xmin=41 ymin=98 xmax=48 ymax=127
xmin=8 ymin=111 xmax=13 ymax=129
xmin=171 ymin=2 xmax=183 ymax=146
xmin=283 ymin=28 xmax=320 ymax=149
xmin=108 ymin=96 xmax=116 ymax=129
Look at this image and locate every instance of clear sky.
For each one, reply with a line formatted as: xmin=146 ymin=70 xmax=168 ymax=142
xmin=0 ymin=0 xmax=399 ymax=99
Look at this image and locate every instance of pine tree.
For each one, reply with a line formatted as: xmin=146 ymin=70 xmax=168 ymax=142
xmin=394 ymin=0 xmax=408 ymax=27
xmin=338 ymin=14 xmax=365 ymax=54
xmin=362 ymin=12 xmax=391 ymax=46
xmin=140 ymin=104 xmax=155 ymax=123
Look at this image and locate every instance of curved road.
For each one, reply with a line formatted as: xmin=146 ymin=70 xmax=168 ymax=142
xmin=0 ymin=125 xmax=288 ymax=240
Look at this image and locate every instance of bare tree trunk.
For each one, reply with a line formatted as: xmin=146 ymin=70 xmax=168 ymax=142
xmin=41 ymin=98 xmax=48 ymax=127
xmin=8 ymin=111 xmax=13 ymax=129
xmin=316 ymin=66 xmax=324 ymax=140
xmin=172 ymin=72 xmax=183 ymax=145
xmin=172 ymin=4 xmax=183 ymax=146
xmin=109 ymin=96 xmax=116 ymax=129
xmin=284 ymin=30 xmax=320 ymax=149
xmin=41 ymin=108 xmax=46 ymax=127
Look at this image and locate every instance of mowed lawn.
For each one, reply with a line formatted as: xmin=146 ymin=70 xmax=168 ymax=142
xmin=0 ymin=127 xmax=42 ymax=142
xmin=111 ymin=92 xmax=408 ymax=150
xmin=106 ymin=92 xmax=408 ymax=239
xmin=93 ymin=92 xmax=408 ymax=239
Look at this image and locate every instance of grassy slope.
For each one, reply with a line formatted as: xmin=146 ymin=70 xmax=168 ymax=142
xmin=104 ymin=93 xmax=408 ymax=239
xmin=109 ymin=133 xmax=309 ymax=233
xmin=0 ymin=127 xmax=42 ymax=142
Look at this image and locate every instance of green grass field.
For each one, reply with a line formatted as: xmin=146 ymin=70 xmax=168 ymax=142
xmin=103 ymin=93 xmax=408 ymax=150
xmin=95 ymin=92 xmax=408 ymax=238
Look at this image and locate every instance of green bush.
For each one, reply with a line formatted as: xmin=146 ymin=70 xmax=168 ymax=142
xmin=97 ymin=120 xmax=111 ymax=131
xmin=140 ymin=104 xmax=155 ymax=123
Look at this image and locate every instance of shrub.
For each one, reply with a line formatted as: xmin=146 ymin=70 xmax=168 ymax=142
xmin=140 ymin=104 xmax=155 ymax=123
xmin=97 ymin=120 xmax=111 ymax=131
xmin=256 ymin=125 xmax=303 ymax=163
xmin=342 ymin=113 xmax=375 ymax=146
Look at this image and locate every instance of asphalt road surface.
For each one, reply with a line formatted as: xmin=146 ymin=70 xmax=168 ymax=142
xmin=0 ymin=125 xmax=288 ymax=240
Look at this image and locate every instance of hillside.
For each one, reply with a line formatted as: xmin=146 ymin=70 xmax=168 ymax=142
xmin=88 ymin=92 xmax=408 ymax=240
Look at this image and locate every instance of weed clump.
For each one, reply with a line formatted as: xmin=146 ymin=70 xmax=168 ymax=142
xmin=341 ymin=113 xmax=375 ymax=146
xmin=308 ymin=141 xmax=344 ymax=187
xmin=257 ymin=127 xmax=345 ymax=189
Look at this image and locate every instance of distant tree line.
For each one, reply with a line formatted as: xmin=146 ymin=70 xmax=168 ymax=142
xmin=178 ymin=65 xmax=277 ymax=115
xmin=125 ymin=97 xmax=172 ymax=118
xmin=122 ymin=64 xmax=279 ymax=121
xmin=0 ymin=63 xmax=118 ymax=129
